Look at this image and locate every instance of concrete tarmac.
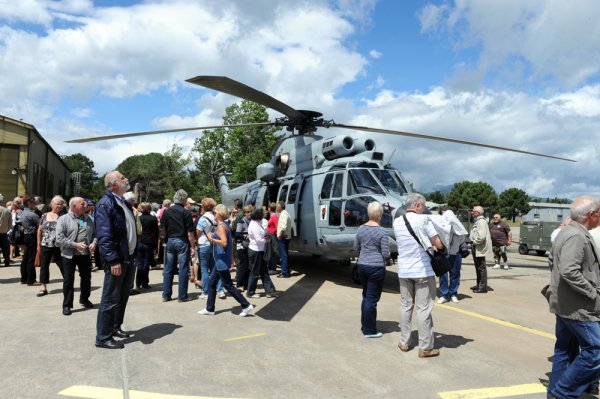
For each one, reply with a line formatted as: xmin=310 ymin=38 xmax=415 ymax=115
xmin=0 ymin=246 xmax=595 ymax=399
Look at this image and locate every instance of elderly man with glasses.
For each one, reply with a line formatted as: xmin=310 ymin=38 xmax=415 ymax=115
xmin=470 ymin=206 xmax=492 ymax=293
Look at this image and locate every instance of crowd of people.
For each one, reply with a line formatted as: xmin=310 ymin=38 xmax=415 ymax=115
xmin=4 ymin=177 xmax=600 ymax=396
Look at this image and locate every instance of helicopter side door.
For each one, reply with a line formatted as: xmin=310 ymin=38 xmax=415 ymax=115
xmin=317 ymin=172 xmax=344 ymax=251
xmin=280 ymin=176 xmax=304 ymax=238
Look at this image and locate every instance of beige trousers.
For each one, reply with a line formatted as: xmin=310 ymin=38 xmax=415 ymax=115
xmin=399 ymin=276 xmax=436 ymax=350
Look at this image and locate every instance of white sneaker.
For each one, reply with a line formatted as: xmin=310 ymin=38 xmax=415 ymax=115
xmin=450 ymin=296 xmax=459 ymax=303
xmin=437 ymin=297 xmax=448 ymax=304
xmin=240 ymin=304 xmax=254 ymax=317
xmin=492 ymin=264 xmax=501 ymax=269
xmin=247 ymin=294 xmax=260 ymax=299
xmin=197 ymin=308 xmax=215 ymax=315
xmin=502 ymin=263 xmax=510 ymax=270
xmin=218 ymin=291 xmax=226 ymax=299
xmin=198 ymin=293 xmax=208 ymax=300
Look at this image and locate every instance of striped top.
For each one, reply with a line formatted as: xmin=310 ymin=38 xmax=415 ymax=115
xmin=353 ymin=224 xmax=390 ymax=267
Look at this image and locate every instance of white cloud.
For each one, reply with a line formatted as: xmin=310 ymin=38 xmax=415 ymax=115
xmin=369 ymin=49 xmax=381 ymax=59
xmin=419 ymin=1 xmax=600 ymax=89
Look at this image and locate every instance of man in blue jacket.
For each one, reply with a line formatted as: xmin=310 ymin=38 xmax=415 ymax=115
xmin=95 ymin=171 xmax=138 ymax=349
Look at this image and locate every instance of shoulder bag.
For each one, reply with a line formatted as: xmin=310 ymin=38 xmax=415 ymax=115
xmin=403 ymin=214 xmax=450 ymax=277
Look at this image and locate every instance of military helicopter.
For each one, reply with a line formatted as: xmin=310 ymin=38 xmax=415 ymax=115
xmin=69 ymin=76 xmax=575 ymax=282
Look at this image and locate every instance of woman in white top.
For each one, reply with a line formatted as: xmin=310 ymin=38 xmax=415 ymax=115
xmin=246 ymin=208 xmax=276 ymax=298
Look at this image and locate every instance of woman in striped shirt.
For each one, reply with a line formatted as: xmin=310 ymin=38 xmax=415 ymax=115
xmin=353 ymin=201 xmax=390 ymax=338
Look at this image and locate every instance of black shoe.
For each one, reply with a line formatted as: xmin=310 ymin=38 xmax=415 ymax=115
xmin=62 ymin=306 xmax=72 ymax=316
xmin=130 ymin=289 xmax=140 ymax=296
xmin=79 ymin=300 xmax=94 ymax=308
xmin=112 ymin=328 xmax=131 ymax=339
xmin=177 ymin=297 xmax=190 ymax=303
xmin=277 ymin=274 xmax=290 ymax=278
xmin=586 ymin=386 xmax=600 ymax=395
xmin=141 ymin=284 xmax=151 ymax=289
xmin=472 ymin=288 xmax=488 ymax=293
xmin=95 ymin=339 xmax=124 ymax=349
xmin=470 ymin=285 xmax=478 ymax=290
xmin=162 ymin=297 xmax=172 ymax=302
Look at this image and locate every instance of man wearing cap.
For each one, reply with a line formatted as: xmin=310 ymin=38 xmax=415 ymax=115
xmin=20 ymin=197 xmax=40 ymax=285
xmin=490 ymin=214 xmax=512 ymax=270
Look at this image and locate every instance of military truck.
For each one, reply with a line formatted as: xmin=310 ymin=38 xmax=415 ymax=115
xmin=518 ymin=202 xmax=570 ymax=256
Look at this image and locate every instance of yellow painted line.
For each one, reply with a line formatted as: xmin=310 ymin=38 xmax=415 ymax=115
xmin=525 ymin=256 xmax=548 ymax=262
xmin=224 ymin=332 xmax=267 ymax=342
xmin=437 ymin=303 xmax=555 ymax=340
xmin=438 ymin=383 xmax=546 ymax=399
xmin=59 ymin=385 xmax=244 ymax=399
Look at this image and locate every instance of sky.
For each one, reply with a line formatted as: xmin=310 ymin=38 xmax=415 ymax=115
xmin=1 ymin=0 xmax=600 ymax=199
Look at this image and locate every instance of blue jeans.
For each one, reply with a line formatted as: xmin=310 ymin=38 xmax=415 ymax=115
xmin=206 ymin=267 xmax=250 ymax=312
xmin=548 ymin=315 xmax=600 ymax=399
xmin=96 ymin=258 xmax=134 ymax=344
xmin=163 ymin=238 xmax=190 ymax=300
xmin=358 ymin=264 xmax=385 ymax=335
xmin=439 ymin=254 xmax=462 ymax=299
xmin=199 ymin=245 xmax=222 ymax=293
xmin=278 ymin=238 xmax=290 ymax=276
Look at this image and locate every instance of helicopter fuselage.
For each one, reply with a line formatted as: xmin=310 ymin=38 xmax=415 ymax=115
xmin=220 ymin=133 xmax=411 ymax=261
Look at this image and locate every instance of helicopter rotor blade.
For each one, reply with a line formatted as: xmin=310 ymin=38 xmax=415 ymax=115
xmin=186 ymin=76 xmax=306 ymax=122
xmin=65 ymin=122 xmax=276 ymax=143
xmin=331 ymin=123 xmax=576 ymax=163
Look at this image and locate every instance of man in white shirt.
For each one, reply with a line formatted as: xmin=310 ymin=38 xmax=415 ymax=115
xmin=393 ymin=193 xmax=443 ymax=358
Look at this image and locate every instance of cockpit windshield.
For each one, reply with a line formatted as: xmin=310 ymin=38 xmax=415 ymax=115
xmin=371 ymin=168 xmax=408 ymax=195
xmin=347 ymin=169 xmax=385 ymax=196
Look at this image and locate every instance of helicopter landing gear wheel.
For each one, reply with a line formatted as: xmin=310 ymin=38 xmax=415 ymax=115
xmin=518 ymin=244 xmax=528 ymax=255
xmin=351 ymin=264 xmax=361 ymax=285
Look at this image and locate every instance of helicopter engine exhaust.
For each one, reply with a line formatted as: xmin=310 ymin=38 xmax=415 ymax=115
xmin=321 ymin=136 xmax=355 ymax=160
xmin=353 ymin=138 xmax=376 ymax=154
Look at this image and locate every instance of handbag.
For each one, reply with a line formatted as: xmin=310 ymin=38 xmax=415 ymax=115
xmin=403 ymin=214 xmax=451 ymax=277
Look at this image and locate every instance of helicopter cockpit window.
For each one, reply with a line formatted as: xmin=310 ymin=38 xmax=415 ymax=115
xmin=332 ymin=173 xmax=344 ymax=198
xmin=279 ymin=185 xmax=289 ymax=202
xmin=288 ymin=183 xmax=298 ymax=204
xmin=371 ymin=169 xmax=408 ymax=195
xmin=321 ymin=174 xmax=334 ymax=199
xmin=344 ymin=196 xmax=393 ymax=228
xmin=347 ymin=169 xmax=384 ymax=196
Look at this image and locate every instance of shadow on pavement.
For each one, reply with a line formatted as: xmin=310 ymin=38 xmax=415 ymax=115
xmin=125 ymin=322 xmax=182 ymax=345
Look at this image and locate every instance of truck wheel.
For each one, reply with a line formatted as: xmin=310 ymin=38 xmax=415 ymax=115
xmin=518 ymin=244 xmax=528 ymax=255
xmin=351 ymin=264 xmax=361 ymax=285
xmin=536 ymin=250 xmax=547 ymax=256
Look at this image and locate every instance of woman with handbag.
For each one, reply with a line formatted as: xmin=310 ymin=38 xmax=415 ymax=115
xmin=353 ymin=201 xmax=390 ymax=338
xmin=393 ymin=193 xmax=444 ymax=358
xmin=34 ymin=196 xmax=66 ymax=297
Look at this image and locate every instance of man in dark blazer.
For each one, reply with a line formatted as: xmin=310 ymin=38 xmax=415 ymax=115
xmin=95 ymin=171 xmax=138 ymax=349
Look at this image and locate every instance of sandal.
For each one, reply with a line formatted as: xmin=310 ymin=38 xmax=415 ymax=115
xmin=36 ymin=289 xmax=48 ymax=297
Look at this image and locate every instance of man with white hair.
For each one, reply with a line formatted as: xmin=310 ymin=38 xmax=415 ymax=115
xmin=95 ymin=171 xmax=137 ymax=349
xmin=56 ymin=197 xmax=97 ymax=316
xmin=470 ymin=205 xmax=492 ymax=293
xmin=546 ymin=196 xmax=600 ymax=399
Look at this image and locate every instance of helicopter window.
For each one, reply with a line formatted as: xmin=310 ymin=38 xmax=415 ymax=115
xmin=251 ymin=190 xmax=258 ymax=206
xmin=371 ymin=169 xmax=408 ymax=195
xmin=288 ymin=183 xmax=298 ymax=204
xmin=279 ymin=185 xmax=289 ymax=202
xmin=332 ymin=173 xmax=344 ymax=198
xmin=321 ymin=174 xmax=333 ymax=199
xmin=347 ymin=169 xmax=384 ymax=196
xmin=344 ymin=196 xmax=393 ymax=228
xmin=329 ymin=200 xmax=342 ymax=226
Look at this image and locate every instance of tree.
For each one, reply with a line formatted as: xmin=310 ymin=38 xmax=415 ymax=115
xmin=498 ymin=188 xmax=530 ymax=222
xmin=446 ymin=181 xmax=498 ymax=212
xmin=424 ymin=190 xmax=447 ymax=204
xmin=115 ymin=145 xmax=192 ymax=203
xmin=61 ymin=153 xmax=98 ymax=199
xmin=192 ymin=100 xmax=280 ymax=200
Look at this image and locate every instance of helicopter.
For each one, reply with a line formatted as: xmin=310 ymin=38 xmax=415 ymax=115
xmin=69 ymin=76 xmax=575 ymax=282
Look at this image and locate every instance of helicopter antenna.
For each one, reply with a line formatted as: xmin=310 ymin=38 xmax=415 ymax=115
xmin=384 ymin=148 xmax=397 ymax=165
